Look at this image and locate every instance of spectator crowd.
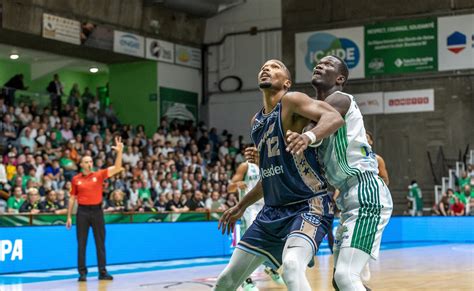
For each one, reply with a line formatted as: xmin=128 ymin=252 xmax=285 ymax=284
xmin=2 ymin=72 xmax=473 ymax=218
xmin=0 ymin=73 xmax=248 ymax=216
xmin=433 ymin=166 xmax=474 ymax=216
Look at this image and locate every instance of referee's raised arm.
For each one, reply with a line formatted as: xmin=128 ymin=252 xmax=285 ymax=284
xmin=107 ymin=136 xmax=124 ymax=178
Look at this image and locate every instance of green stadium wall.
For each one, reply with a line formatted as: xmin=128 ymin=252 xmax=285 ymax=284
xmin=109 ymin=61 xmax=158 ymax=136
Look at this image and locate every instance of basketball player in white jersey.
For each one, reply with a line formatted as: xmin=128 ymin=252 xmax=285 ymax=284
xmin=227 ymin=161 xmax=284 ymax=290
xmin=357 ymin=131 xmax=389 ymax=288
xmin=310 ymin=55 xmax=393 ymax=291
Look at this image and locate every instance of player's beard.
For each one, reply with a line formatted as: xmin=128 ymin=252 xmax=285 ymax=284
xmin=259 ymin=81 xmax=272 ymax=89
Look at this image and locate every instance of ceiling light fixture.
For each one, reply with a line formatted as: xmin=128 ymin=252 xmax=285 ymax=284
xmin=9 ymin=54 xmax=19 ymax=60
xmin=89 ymin=67 xmax=99 ymax=73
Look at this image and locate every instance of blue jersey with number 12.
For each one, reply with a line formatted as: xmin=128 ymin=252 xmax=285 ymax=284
xmin=251 ymin=99 xmax=327 ymax=207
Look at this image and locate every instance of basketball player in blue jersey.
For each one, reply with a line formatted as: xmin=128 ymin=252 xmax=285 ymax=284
xmin=214 ymin=59 xmax=344 ymax=291
xmin=309 ymin=56 xmax=393 ymax=291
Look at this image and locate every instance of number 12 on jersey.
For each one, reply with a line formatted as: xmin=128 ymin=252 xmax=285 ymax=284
xmin=266 ymin=136 xmax=280 ymax=158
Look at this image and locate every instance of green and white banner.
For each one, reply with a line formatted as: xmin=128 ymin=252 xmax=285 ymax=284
xmin=365 ymin=18 xmax=437 ymax=76
xmin=159 ymin=87 xmax=198 ymax=123
xmin=0 ymin=212 xmax=221 ymax=227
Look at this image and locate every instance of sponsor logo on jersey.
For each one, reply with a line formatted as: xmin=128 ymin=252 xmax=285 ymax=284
xmin=360 ymin=146 xmax=376 ymax=159
xmin=260 ymin=164 xmax=284 ymax=178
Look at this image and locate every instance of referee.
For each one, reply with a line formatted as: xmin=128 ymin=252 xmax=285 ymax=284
xmin=66 ymin=136 xmax=123 ymax=282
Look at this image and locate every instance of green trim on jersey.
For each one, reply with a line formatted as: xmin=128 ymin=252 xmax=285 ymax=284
xmin=351 ymin=172 xmax=382 ymax=254
xmin=335 ymin=124 xmax=362 ymax=177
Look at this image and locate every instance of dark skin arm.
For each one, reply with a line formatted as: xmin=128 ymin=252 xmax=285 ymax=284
xmin=324 ymin=91 xmax=351 ymax=117
xmin=218 ymin=181 xmax=264 ymax=235
xmin=227 ymin=162 xmax=249 ymax=193
xmin=376 ymin=155 xmax=390 ymax=186
xmin=282 ymin=91 xmax=345 ymax=155
xmin=218 ymin=115 xmax=263 ymax=235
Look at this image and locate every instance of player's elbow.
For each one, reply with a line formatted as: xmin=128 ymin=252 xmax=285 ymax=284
xmin=332 ymin=112 xmax=344 ymax=129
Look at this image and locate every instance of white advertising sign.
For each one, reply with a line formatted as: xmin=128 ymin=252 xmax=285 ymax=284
xmin=384 ymin=89 xmax=434 ymax=114
xmin=113 ymin=31 xmax=145 ymax=58
xmin=175 ymin=45 xmax=202 ymax=69
xmin=145 ymin=38 xmax=174 ymax=63
xmin=354 ymin=92 xmax=384 ymax=115
xmin=42 ymin=13 xmax=80 ymax=45
xmin=438 ymin=14 xmax=474 ymax=71
xmin=295 ymin=26 xmax=365 ymax=83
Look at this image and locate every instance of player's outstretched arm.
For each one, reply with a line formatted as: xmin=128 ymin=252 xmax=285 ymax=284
xmin=218 ymin=181 xmax=263 ymax=235
xmin=228 ymin=162 xmax=249 ymax=193
xmin=284 ymin=92 xmax=344 ymax=155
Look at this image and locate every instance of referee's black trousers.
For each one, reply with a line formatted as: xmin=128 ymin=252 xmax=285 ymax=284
xmin=76 ymin=204 xmax=107 ymax=275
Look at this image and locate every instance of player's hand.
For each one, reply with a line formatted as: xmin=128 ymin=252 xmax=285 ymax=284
xmin=66 ymin=217 xmax=72 ymax=230
xmin=237 ymin=181 xmax=247 ymax=191
xmin=244 ymin=147 xmax=259 ymax=165
xmin=218 ymin=205 xmax=245 ymax=235
xmin=111 ymin=136 xmax=123 ymax=153
xmin=286 ymin=130 xmax=310 ymax=155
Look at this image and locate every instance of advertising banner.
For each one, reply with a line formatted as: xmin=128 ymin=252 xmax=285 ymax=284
xmin=145 ymin=38 xmax=174 ymax=63
xmin=113 ymin=30 xmax=145 ymax=57
xmin=365 ymin=18 xmax=437 ymax=75
xmin=384 ymin=89 xmax=434 ymax=114
xmin=160 ymin=87 xmax=198 ymax=122
xmin=0 ymin=222 xmax=232 ymax=274
xmin=0 ymin=212 xmax=217 ymax=227
xmin=174 ymin=45 xmax=202 ymax=68
xmin=81 ymin=22 xmax=114 ymax=50
xmin=295 ymin=26 xmax=365 ymax=83
xmin=42 ymin=13 xmax=81 ymax=45
xmin=353 ymin=92 xmax=384 ymax=115
xmin=438 ymin=14 xmax=474 ymax=71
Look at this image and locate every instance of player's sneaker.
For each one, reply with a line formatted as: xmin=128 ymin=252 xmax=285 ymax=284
xmin=242 ymin=278 xmax=259 ymax=291
xmin=264 ymin=267 xmax=285 ymax=285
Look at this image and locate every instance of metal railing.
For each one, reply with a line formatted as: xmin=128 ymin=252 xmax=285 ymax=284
xmin=2 ymin=86 xmax=52 ymax=109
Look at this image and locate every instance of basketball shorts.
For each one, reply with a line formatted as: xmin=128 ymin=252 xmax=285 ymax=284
xmin=241 ymin=203 xmax=264 ymax=232
xmin=334 ymin=171 xmax=393 ymax=259
xmin=237 ymin=193 xmax=334 ymax=269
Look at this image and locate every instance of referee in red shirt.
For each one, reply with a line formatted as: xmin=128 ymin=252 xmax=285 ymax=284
xmin=66 ymin=136 xmax=123 ymax=282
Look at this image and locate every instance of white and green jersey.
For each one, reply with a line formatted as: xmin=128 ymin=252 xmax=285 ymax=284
xmin=240 ymin=162 xmax=264 ymax=206
xmin=318 ymin=91 xmax=378 ymax=189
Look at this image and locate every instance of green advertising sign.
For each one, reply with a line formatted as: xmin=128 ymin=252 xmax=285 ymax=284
xmin=159 ymin=87 xmax=198 ymax=123
xmin=365 ymin=18 xmax=437 ymax=76
xmin=0 ymin=212 xmax=222 ymax=227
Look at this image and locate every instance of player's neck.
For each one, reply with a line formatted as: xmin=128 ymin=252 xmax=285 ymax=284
xmin=317 ymin=87 xmax=341 ymax=101
xmin=262 ymin=89 xmax=286 ymax=114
